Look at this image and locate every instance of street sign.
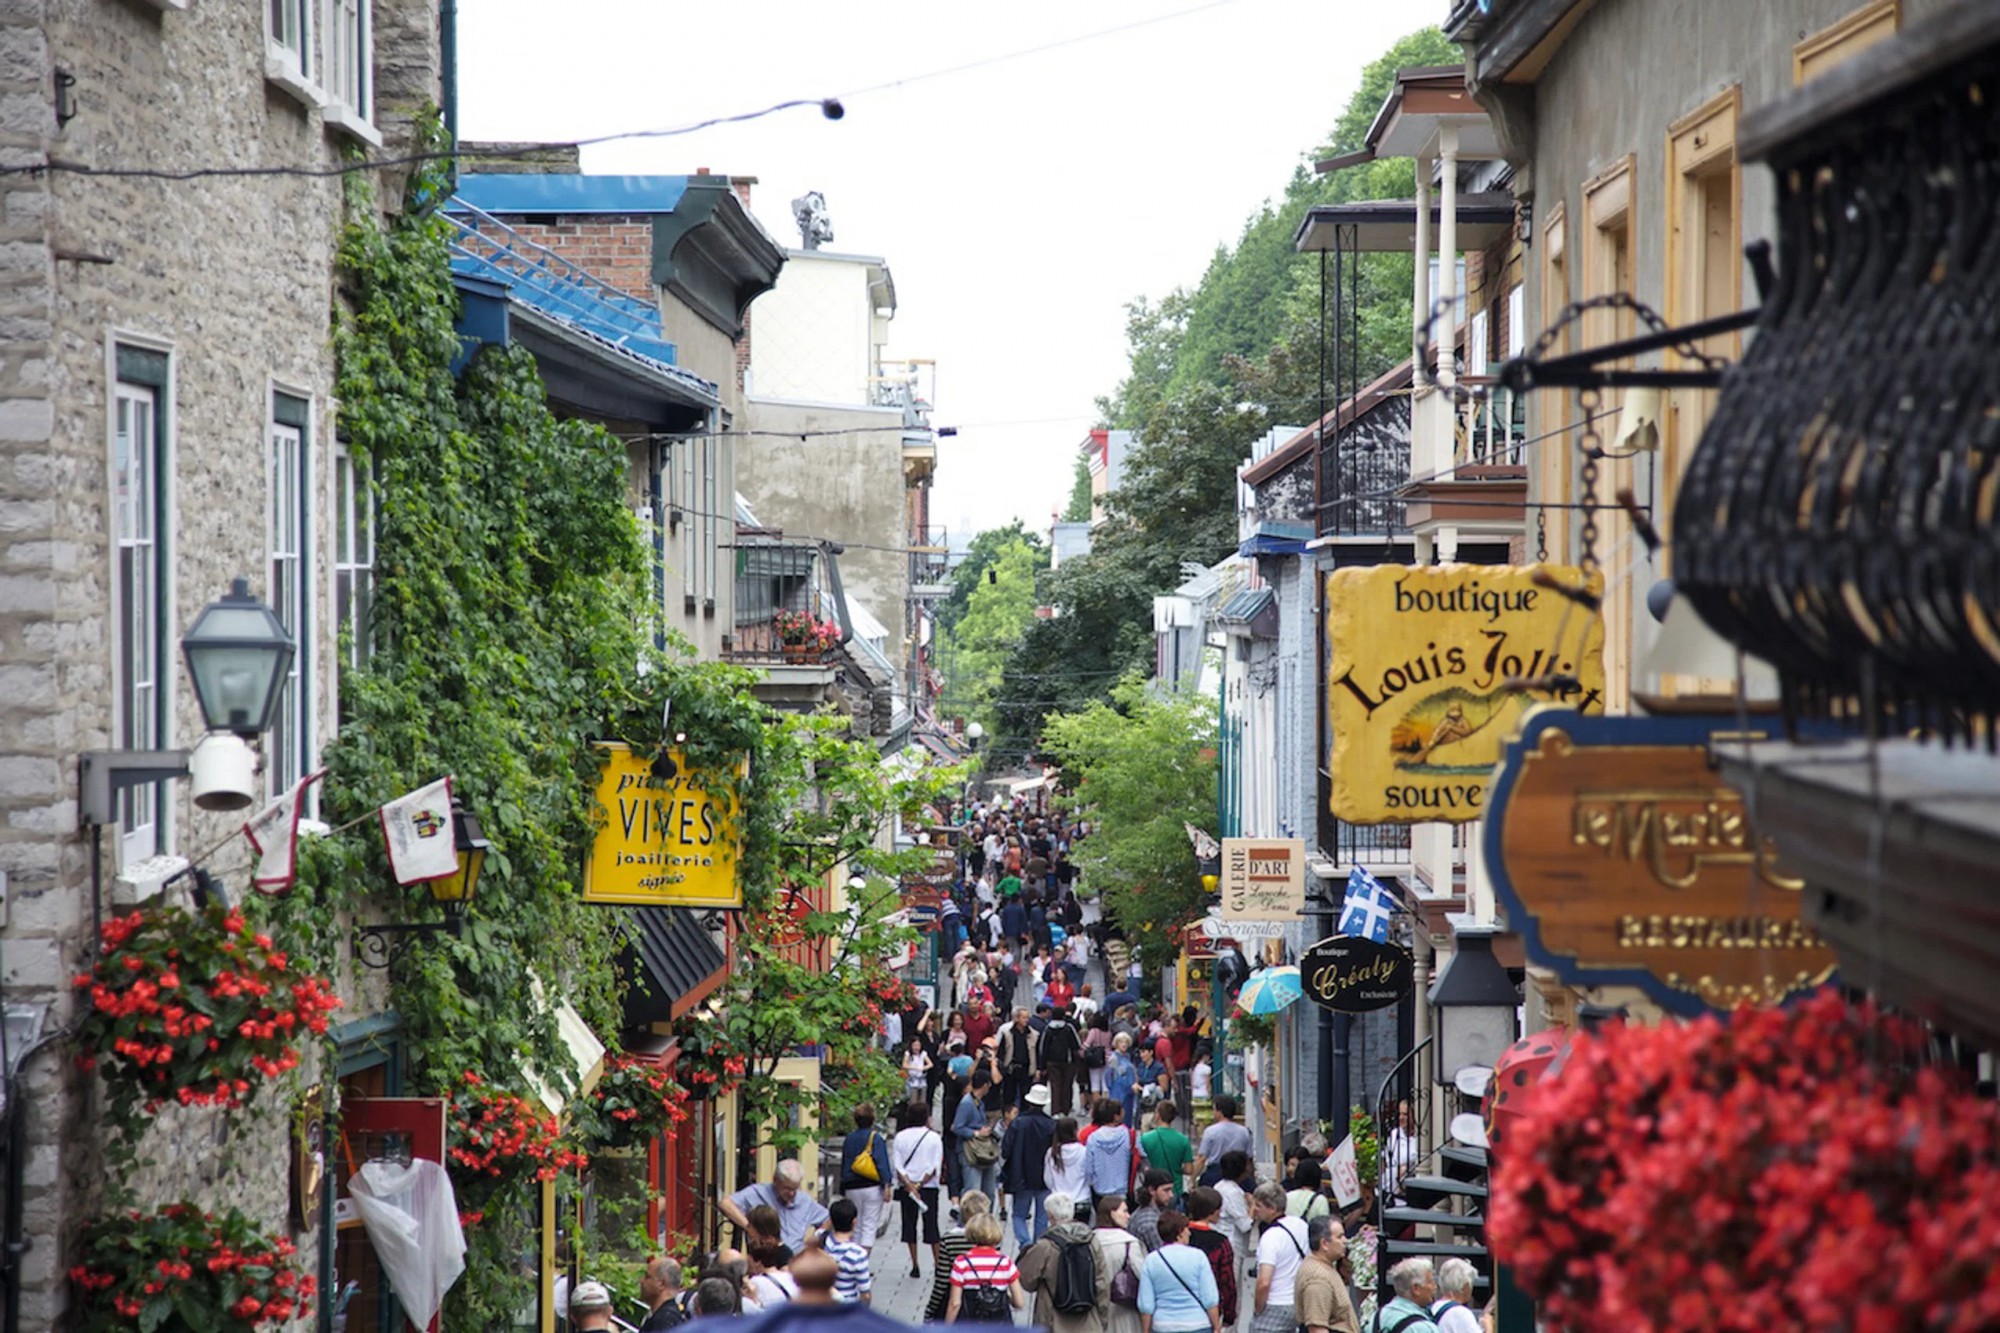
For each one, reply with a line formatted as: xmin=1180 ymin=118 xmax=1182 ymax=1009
xmin=1484 ymin=707 xmax=1839 ymax=1014
xmin=1300 ymin=934 xmax=1413 ymax=1012
xmin=1325 ymin=564 xmax=1605 ymax=823
xmin=583 ymin=744 xmax=742 ymax=907
xmin=1219 ymin=837 xmax=1306 ymax=921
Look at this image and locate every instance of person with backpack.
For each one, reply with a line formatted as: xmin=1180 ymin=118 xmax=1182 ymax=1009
xmin=1181 ymin=1187 xmax=1239 ymax=1330
xmin=1018 ymin=1190 xmax=1108 ymax=1333
xmin=1040 ymin=1004 xmax=1084 ymax=1114
xmin=1371 ymin=1258 xmax=1439 ymax=1333
xmin=1250 ymin=1182 xmax=1310 ymax=1333
xmin=835 ymin=1104 xmax=892 ymax=1254
xmin=1084 ymin=1098 xmax=1140 ymax=1204
xmin=1427 ymin=1258 xmax=1480 ymax=1333
xmin=1138 ymin=1210 xmax=1222 ymax=1333
xmin=945 ymin=1212 xmax=1025 ymax=1324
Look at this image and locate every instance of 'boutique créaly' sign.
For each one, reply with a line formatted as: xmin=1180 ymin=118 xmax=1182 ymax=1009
xmin=583 ymin=743 xmax=743 ymax=908
xmin=1326 ymin=564 xmax=1605 ymax=824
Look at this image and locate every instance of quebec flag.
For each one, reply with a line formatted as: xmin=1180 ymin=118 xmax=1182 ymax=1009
xmin=1338 ymin=866 xmax=1396 ymax=944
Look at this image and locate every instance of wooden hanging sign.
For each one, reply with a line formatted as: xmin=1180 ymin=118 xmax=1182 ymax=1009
xmin=1483 ymin=707 xmax=1838 ymax=1014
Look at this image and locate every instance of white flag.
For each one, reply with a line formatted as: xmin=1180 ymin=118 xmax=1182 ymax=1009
xmin=1326 ymin=1133 xmax=1362 ymax=1207
xmin=243 ymin=770 xmax=323 ymax=895
xmin=379 ymin=777 xmax=458 ymax=886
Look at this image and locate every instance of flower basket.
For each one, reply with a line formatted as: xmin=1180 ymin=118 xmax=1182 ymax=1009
xmin=1491 ymin=991 xmax=2000 ymax=1331
xmin=587 ymin=1055 xmax=690 ymax=1149
xmin=74 ymin=904 xmax=343 ymax=1123
xmin=70 ymin=1203 xmax=316 ymax=1331
xmin=447 ymin=1074 xmax=588 ymax=1185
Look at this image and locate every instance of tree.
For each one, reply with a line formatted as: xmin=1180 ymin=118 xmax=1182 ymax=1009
xmin=937 ymin=520 xmax=1048 ymax=631
xmin=1064 ymin=455 xmax=1094 ymax=523
xmin=943 ymin=533 xmax=1045 ymax=727
xmin=1042 ymin=679 xmax=1218 ymax=972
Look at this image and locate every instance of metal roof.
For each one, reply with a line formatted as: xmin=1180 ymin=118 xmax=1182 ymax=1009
xmin=454 ymin=173 xmax=691 ymax=215
xmin=620 ymin=907 xmax=727 ymax=1026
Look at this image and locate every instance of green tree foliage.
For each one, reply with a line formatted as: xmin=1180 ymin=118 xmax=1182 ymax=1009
xmin=937 ymin=520 xmax=1049 ymax=631
xmin=943 ymin=533 xmax=1045 ymax=727
xmin=1042 ymin=680 xmax=1218 ymax=972
xmin=1064 ymin=454 xmax=1095 ymax=523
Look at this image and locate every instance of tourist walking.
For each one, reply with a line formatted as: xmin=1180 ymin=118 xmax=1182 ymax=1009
xmin=1139 ymin=1211 xmax=1223 ymax=1333
xmin=893 ymin=1099 xmax=945 ymax=1279
xmin=954 ymin=1070 xmax=1004 ymax=1204
xmin=834 ymin=1104 xmax=892 ymax=1253
xmin=1002 ymin=1083 xmax=1059 ymax=1249
xmin=1295 ymin=1216 xmax=1357 ymax=1333
xmin=1018 ymin=1190 xmax=1109 ymax=1333
xmin=1251 ymin=1183 xmax=1309 ymax=1333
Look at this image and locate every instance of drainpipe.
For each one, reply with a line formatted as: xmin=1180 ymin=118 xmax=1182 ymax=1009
xmin=3 ymin=1030 xmax=65 ymax=1333
xmin=440 ymin=0 xmax=459 ymax=186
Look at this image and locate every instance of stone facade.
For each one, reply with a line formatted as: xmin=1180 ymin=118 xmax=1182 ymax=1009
xmin=0 ymin=2 xmax=437 ymax=1322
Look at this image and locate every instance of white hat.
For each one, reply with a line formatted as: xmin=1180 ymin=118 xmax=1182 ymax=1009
xmin=570 ymin=1280 xmax=613 ymax=1311
xmin=1025 ymin=1084 xmax=1052 ymax=1109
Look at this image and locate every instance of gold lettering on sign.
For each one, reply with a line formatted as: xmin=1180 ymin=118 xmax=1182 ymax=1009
xmin=1571 ymin=787 xmax=1803 ymax=890
xmin=1615 ymin=914 xmax=1825 ymax=951
xmin=1309 ymin=955 xmax=1401 ymax=1000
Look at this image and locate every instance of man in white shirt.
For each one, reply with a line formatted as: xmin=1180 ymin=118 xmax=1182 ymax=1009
xmin=1251 ymin=1182 xmax=1309 ymax=1333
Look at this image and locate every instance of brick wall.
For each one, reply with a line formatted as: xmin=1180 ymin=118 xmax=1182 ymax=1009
xmin=497 ymin=215 xmax=656 ymax=304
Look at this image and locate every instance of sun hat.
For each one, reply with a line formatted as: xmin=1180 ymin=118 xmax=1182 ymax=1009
xmin=1025 ymin=1084 xmax=1052 ymax=1109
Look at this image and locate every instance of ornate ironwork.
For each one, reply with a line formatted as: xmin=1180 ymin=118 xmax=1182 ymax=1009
xmin=353 ymin=915 xmax=463 ymax=971
xmin=1673 ymin=32 xmax=2000 ymax=735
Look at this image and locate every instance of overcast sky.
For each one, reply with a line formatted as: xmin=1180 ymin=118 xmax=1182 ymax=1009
xmin=459 ymin=1 xmax=1432 ymax=546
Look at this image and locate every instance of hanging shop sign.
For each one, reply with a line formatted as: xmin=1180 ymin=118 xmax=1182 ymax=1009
xmin=583 ymin=743 xmax=743 ymax=908
xmin=1219 ymin=837 xmax=1307 ymax=922
xmin=1326 ymin=564 xmax=1605 ymax=824
xmin=1484 ymin=708 xmax=1838 ymax=1015
xmin=1301 ymin=934 xmax=1413 ymax=1013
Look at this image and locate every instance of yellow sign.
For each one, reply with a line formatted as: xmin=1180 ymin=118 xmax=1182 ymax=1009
xmin=1326 ymin=564 xmax=1605 ymax=824
xmin=583 ymin=743 xmax=743 ymax=907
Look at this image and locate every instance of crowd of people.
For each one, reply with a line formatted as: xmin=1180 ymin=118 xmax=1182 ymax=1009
xmin=583 ymin=796 xmax=1494 ymax=1333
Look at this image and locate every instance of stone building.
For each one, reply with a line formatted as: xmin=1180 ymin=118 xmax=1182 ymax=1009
xmin=0 ymin=1 xmax=440 ymax=1324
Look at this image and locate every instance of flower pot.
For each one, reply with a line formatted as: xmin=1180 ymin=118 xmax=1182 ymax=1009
xmin=783 ymin=643 xmax=814 ymax=664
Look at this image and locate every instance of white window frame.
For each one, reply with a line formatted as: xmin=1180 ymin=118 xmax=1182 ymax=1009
xmin=331 ymin=443 xmax=374 ymax=677
xmin=265 ymin=0 xmax=323 ymax=107
xmin=268 ymin=391 xmax=312 ymax=800
xmin=109 ymin=342 xmax=175 ymax=868
xmin=1466 ymin=308 xmax=1490 ymax=378
xmin=1507 ymin=284 xmax=1526 ymax=358
xmin=321 ymin=0 xmax=381 ymax=145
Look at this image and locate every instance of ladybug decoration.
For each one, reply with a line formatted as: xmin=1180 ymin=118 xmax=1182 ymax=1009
xmin=1483 ymin=1028 xmax=1571 ymax=1152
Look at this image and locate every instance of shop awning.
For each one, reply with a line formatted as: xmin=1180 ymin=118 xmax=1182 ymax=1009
xmin=524 ymin=976 xmax=607 ymax=1118
xmin=620 ymin=906 xmax=730 ymax=1028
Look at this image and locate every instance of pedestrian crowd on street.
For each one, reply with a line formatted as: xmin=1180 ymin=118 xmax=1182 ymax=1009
xmin=597 ymin=796 xmax=1494 ymax=1333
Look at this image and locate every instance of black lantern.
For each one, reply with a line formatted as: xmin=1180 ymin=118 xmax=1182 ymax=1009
xmin=181 ymin=577 xmax=295 ymax=738
xmin=1428 ymin=926 xmax=1517 ymax=1085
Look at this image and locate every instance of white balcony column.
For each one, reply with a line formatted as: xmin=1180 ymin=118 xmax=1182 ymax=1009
xmin=1463 ymin=816 xmax=1496 ymax=924
xmin=1412 ymin=154 xmax=1432 ymax=388
xmin=1437 ymin=123 xmax=1460 ymax=391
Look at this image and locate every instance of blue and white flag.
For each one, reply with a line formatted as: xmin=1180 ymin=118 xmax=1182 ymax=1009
xmin=1338 ymin=866 xmax=1397 ymax=943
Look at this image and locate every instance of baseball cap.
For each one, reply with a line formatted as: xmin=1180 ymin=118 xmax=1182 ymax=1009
xmin=570 ymin=1280 xmax=613 ymax=1311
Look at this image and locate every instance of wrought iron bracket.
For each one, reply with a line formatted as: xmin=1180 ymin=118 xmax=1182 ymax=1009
xmin=353 ymin=915 xmax=463 ymax=970
xmin=1500 ymin=306 xmax=1761 ymax=393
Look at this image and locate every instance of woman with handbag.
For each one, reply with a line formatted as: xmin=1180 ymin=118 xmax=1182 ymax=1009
xmin=1094 ymin=1194 xmax=1145 ymax=1333
xmin=1138 ymin=1211 xmax=1222 ymax=1333
xmin=1083 ymin=1015 xmax=1113 ymax=1099
xmin=954 ymin=1071 xmax=1003 ymax=1204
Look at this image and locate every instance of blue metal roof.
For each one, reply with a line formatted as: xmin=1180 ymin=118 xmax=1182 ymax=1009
xmin=453 ymin=173 xmax=691 ymax=216
xmin=445 ymin=199 xmax=720 ymax=399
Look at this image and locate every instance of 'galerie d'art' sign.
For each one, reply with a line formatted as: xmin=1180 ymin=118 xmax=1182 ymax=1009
xmin=1326 ymin=565 xmax=1605 ymax=823
xmin=583 ymin=743 xmax=743 ymax=908
xmin=1484 ymin=708 xmax=1839 ymax=1014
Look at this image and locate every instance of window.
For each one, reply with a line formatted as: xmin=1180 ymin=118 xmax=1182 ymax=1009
xmin=265 ymin=0 xmax=316 ymax=97
xmin=1466 ymin=309 xmax=1489 ymax=378
xmin=1582 ymin=158 xmax=1637 ymax=714
xmin=1795 ymin=0 xmax=1900 ymax=84
xmin=332 ymin=445 xmax=374 ymax=675
xmin=324 ymin=0 xmax=370 ymax=120
xmin=112 ymin=346 xmax=171 ymax=867
xmin=1664 ymin=89 xmax=1742 ymax=540
xmin=269 ymin=393 xmax=311 ymax=797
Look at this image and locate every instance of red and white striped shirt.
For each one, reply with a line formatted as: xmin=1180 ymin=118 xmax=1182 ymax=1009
xmin=950 ymin=1247 xmax=1019 ymax=1289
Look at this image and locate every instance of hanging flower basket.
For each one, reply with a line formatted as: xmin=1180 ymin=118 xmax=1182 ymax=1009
xmin=70 ymin=1203 xmax=316 ymax=1331
xmin=1490 ymin=991 xmax=2000 ymax=1331
xmin=447 ymin=1073 xmax=588 ymax=1185
xmin=587 ymin=1055 xmax=691 ymax=1148
xmin=74 ymin=904 xmax=343 ymax=1123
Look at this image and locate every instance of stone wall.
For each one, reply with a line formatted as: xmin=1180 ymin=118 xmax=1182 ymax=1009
xmin=0 ymin=1 xmax=436 ymax=1322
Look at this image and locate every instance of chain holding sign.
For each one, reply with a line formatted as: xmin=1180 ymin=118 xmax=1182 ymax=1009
xmin=1326 ymin=564 xmax=1606 ymax=824
xmin=583 ymin=743 xmax=743 ymax=908
xmin=1219 ymin=837 xmax=1305 ymax=922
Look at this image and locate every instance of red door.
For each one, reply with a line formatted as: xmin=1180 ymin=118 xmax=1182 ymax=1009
xmin=337 ymin=1097 xmax=448 ymax=1333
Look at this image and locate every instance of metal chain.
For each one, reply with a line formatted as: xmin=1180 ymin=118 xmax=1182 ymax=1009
xmin=1525 ymin=292 xmax=1729 ymax=372
xmin=1577 ymin=386 xmax=1603 ymax=572
xmin=1535 ymin=504 xmax=1549 ymax=562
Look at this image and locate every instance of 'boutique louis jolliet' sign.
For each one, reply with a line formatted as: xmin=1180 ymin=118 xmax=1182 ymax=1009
xmin=1326 ymin=564 xmax=1605 ymax=824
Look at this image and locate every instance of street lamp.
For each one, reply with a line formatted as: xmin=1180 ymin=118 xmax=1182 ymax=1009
xmin=1427 ymin=925 xmax=1517 ymax=1086
xmin=80 ymin=578 xmax=295 ymax=825
xmin=355 ymin=800 xmax=491 ymax=968
xmin=965 ymin=721 xmax=984 ymax=746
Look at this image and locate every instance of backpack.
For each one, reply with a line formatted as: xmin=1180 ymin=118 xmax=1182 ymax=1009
xmin=1052 ymin=1236 xmax=1099 ymax=1315
xmin=962 ymin=1278 xmax=1013 ymax=1323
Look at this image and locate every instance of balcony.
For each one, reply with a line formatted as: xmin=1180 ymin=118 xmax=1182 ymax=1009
xmin=1398 ymin=377 xmax=1526 ymax=539
xmin=725 ymin=583 xmax=839 ymax=707
xmin=908 ymin=525 xmax=950 ymax=597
